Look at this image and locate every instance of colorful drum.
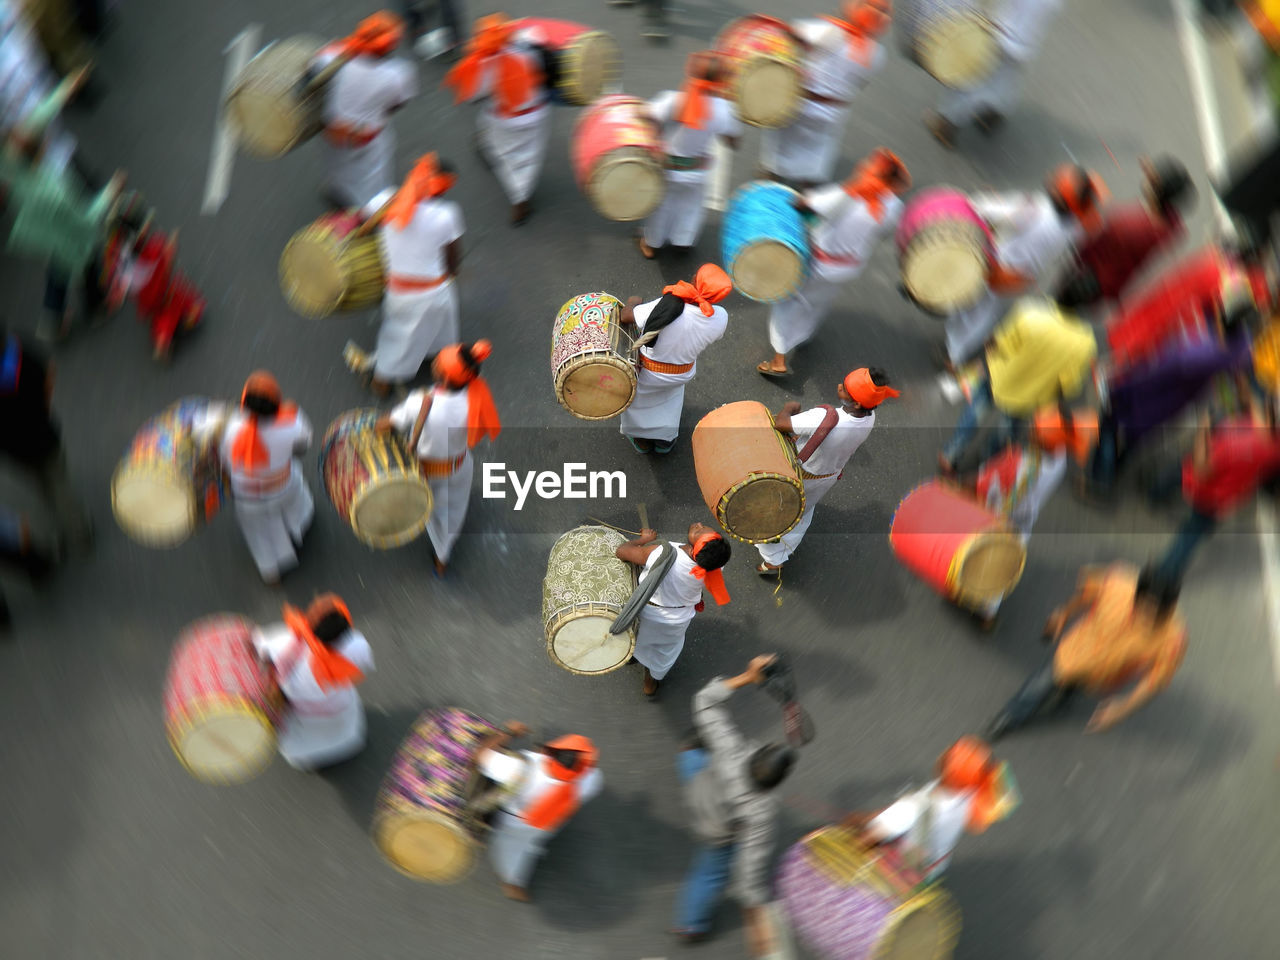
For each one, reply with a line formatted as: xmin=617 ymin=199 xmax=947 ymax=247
xmin=889 ymin=480 xmax=1026 ymax=610
xmin=225 ymin=35 xmax=328 ymax=159
xmin=163 ymin=614 xmax=283 ymax=784
xmin=320 ymin=409 xmax=434 ymax=549
xmin=279 ymin=210 xmax=387 ymax=318
xmin=714 ymin=15 xmax=803 ymax=128
xmin=722 ymin=181 xmax=810 ymax=303
xmin=543 ymin=525 xmax=638 ymax=675
xmin=896 ymin=187 xmax=995 ymax=316
xmin=372 ymin=707 xmax=502 ymax=883
xmin=551 ymin=292 xmax=637 ymax=420
xmin=692 ymin=401 xmax=805 ymax=543
xmin=571 ymin=94 xmax=665 ymax=222
xmin=778 ymin=827 xmax=962 ymax=960
xmin=111 ymin=397 xmax=227 ymax=549
xmin=516 ymin=17 xmax=620 ymax=105
xmin=896 ymin=0 xmax=998 ymax=90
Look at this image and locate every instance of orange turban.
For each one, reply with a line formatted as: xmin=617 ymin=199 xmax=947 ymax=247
xmin=443 ymin=14 xmax=540 ymax=115
xmin=824 ymin=0 xmax=891 ymax=65
xmin=842 ymin=147 xmax=910 ymax=221
xmin=282 ymin=595 xmax=364 ymax=691
xmin=435 ymin=340 xmax=502 ymax=447
xmin=938 ymin=736 xmax=1005 ymax=834
xmin=663 ymin=263 xmax=733 ymax=317
xmin=844 ymin=367 xmax=899 ymax=409
xmin=523 ymin=734 xmax=598 ymax=831
xmin=387 ymin=153 xmax=457 ymax=229
xmin=676 ymin=51 xmax=720 ymax=130
xmin=1047 ymin=164 xmax=1110 ymax=233
xmin=231 ymin=370 xmax=297 ymax=471
xmin=689 ymin=531 xmax=731 ymax=605
xmin=342 ymin=11 xmax=404 ymax=57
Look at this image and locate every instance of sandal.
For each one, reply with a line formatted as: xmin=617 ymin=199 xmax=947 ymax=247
xmin=756 ymin=360 xmax=791 ymax=378
xmin=627 ymin=436 xmax=654 ymax=454
xmin=756 ymin=561 xmax=783 ymax=576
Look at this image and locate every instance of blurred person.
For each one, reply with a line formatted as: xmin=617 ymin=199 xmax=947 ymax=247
xmin=672 ymin=655 xmax=794 ymax=956
xmin=615 ymin=522 xmax=731 ymax=696
xmin=638 ymin=51 xmax=742 ymax=260
xmin=343 ymin=153 xmax=464 ymax=395
xmin=252 ymin=594 xmax=375 ymax=770
xmin=756 ymin=367 xmax=897 ymax=574
xmin=0 ymin=505 xmax=57 ymax=636
xmin=985 ymin=562 xmax=1187 ymax=739
xmin=618 ymin=263 xmax=732 ymax=454
xmin=758 ymin=148 xmax=909 ymax=377
xmin=759 ymin=1 xmax=891 ymax=190
xmin=444 ymin=14 xmax=549 ymax=224
xmin=375 ymin=339 xmax=501 ymax=576
xmin=18 ymin=0 xmax=91 ymax=79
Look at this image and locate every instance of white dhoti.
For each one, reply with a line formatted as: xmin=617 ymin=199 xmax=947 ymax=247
xmin=488 ymin=811 xmax=552 ymax=887
xmin=979 ymin=449 xmax=1068 ymax=618
xmin=372 ymin=282 xmax=460 ymax=382
xmin=756 ymin=473 xmax=840 ymax=566
xmin=633 ymin=605 xmax=695 ymax=680
xmin=427 ymin=454 xmax=474 ymax=563
xmin=478 ymin=104 xmax=551 ymax=204
xmin=759 ymin=100 xmax=848 ymax=184
xmin=233 ymin=468 xmax=314 ymax=581
xmin=277 ymin=694 xmax=367 ymax=770
xmin=643 ymin=174 xmax=710 ymax=249
xmin=768 ymin=272 xmax=846 ymax=355
xmin=619 ymin=368 xmax=690 ymax=444
xmin=945 ymin=291 xmax=1012 ymax=366
xmin=938 ymin=59 xmax=1025 ymax=126
xmin=326 ymin=127 xmax=396 ymax=208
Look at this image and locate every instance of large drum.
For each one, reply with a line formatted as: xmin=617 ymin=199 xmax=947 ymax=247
xmin=320 ymin=409 xmax=434 ymax=549
xmin=571 ymin=94 xmax=665 ymax=222
xmin=372 ymin=707 xmax=503 ymax=883
xmin=224 ymin=35 xmax=328 ymax=159
xmin=723 ymin=181 xmax=810 ymax=303
xmin=714 ymin=15 xmax=803 ymax=128
xmin=551 ymin=292 xmax=637 ymax=420
xmin=896 ymin=0 xmax=999 ymax=90
xmin=111 ymin=397 xmax=227 ymax=549
xmin=778 ymin=826 xmax=962 ymax=960
xmin=163 ymin=614 xmax=283 ymax=784
xmin=543 ymin=526 xmax=638 ymax=675
xmin=516 ymin=17 xmax=620 ymax=105
xmin=889 ymin=480 xmax=1026 ymax=611
xmin=896 ymin=187 xmax=994 ymax=316
xmin=692 ymin=401 xmax=805 ymax=543
xmin=279 ymin=210 xmax=387 ymax=318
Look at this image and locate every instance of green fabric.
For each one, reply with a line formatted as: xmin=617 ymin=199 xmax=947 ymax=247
xmin=0 ymin=151 xmax=110 ymax=276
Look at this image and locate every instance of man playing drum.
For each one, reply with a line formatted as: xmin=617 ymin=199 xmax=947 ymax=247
xmin=638 ymin=51 xmax=742 ymax=260
xmin=344 ymin=152 xmax=464 ymax=396
xmin=757 ymin=367 xmax=897 ymax=575
xmin=619 ymin=263 xmax=732 ymax=454
xmin=253 ymin=593 xmax=375 ymax=770
xmin=757 ymin=148 xmax=909 ymax=378
xmin=615 ymin=522 xmax=731 ymax=696
xmin=760 ymin=1 xmax=891 ymax=189
xmin=376 ymin=340 xmax=501 ymax=577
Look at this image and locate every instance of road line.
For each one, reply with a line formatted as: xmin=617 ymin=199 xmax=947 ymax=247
xmin=202 ymin=24 xmax=260 ymax=216
xmin=706 ymin=138 xmax=731 ymax=212
xmin=1257 ymin=502 xmax=1280 ymax=685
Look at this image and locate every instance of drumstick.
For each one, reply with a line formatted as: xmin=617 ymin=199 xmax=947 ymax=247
xmin=585 ymin=516 xmax=643 ymax=537
xmin=637 ymin=503 xmax=649 ymax=532
xmin=353 ymin=194 xmax=396 ymax=239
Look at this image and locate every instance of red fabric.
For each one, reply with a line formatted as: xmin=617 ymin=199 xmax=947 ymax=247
xmin=1107 ymin=247 xmax=1223 ymax=372
xmin=975 ymin=447 xmax=1021 ymax=505
xmin=1183 ymin=418 xmax=1280 ymax=518
xmin=133 ymin=233 xmax=206 ymax=352
xmin=444 ymin=15 xmax=541 ymax=116
xmin=523 ymin=735 xmax=597 ymax=831
xmin=1075 ymin=203 xmax=1183 ymax=301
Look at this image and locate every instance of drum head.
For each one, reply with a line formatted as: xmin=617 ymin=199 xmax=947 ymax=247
xmin=879 ymin=890 xmax=961 ymax=960
xmin=279 ymin=233 xmax=347 ymax=318
xmin=559 ymin=356 xmax=637 ymax=420
xmin=592 ymin=152 xmax=664 ymax=221
xmin=731 ymin=240 xmax=805 ymax=302
xmin=374 ymin=811 xmax=476 ymax=883
xmin=955 ymin=532 xmax=1026 ymax=602
xmin=566 ymin=32 xmax=620 ymax=105
xmin=549 ymin=612 xmax=634 ymax=674
xmin=224 ymin=37 xmax=322 ymax=158
xmin=920 ymin=16 xmax=998 ymax=90
xmin=350 ymin=477 xmax=434 ymax=548
xmin=722 ymin=475 xmax=804 ymax=543
xmin=903 ymin=236 xmax=988 ymax=314
xmin=173 ymin=704 xmax=275 ymax=784
xmin=737 ymin=59 xmax=801 ymax=128
xmin=112 ymin=465 xmax=196 ymax=548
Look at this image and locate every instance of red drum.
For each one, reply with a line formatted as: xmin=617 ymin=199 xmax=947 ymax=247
xmin=514 ymin=17 xmax=620 ymax=105
xmin=896 ymin=187 xmax=994 ymax=316
xmin=571 ymin=94 xmax=665 ymax=222
xmin=163 ymin=614 xmax=283 ymax=784
xmin=889 ymin=480 xmax=1025 ymax=611
xmin=714 ymin=15 xmax=803 ymax=128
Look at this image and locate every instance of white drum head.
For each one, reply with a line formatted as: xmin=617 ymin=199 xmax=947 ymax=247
xmin=351 ymin=478 xmax=434 ymax=548
xmin=560 ymin=356 xmax=636 ymax=420
xmin=571 ymin=33 xmax=620 ymax=104
xmin=737 ymin=59 xmax=801 ymax=127
xmin=920 ymin=16 xmax=998 ymax=90
xmin=732 ymin=241 xmax=805 ymax=302
xmin=175 ymin=710 xmax=275 ymax=783
xmin=903 ymin=238 xmax=988 ymax=313
xmin=550 ymin=614 xmax=633 ymax=674
xmin=375 ymin=812 xmax=475 ymax=883
xmin=112 ymin=466 xmax=196 ymax=548
xmin=592 ymin=155 xmax=664 ymax=221
xmin=226 ymin=91 xmax=298 ymax=157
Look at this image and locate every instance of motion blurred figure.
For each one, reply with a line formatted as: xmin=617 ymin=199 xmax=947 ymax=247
xmin=0 ymin=505 xmax=56 ymax=635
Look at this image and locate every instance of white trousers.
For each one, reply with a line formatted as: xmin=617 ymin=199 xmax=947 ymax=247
xmin=768 ymin=272 xmax=846 ymax=355
xmin=489 ymin=812 xmax=553 ymax=888
xmin=233 ymin=468 xmax=314 ymax=581
xmin=427 ymin=454 xmax=474 ymax=563
xmin=373 ymin=282 xmax=460 ymax=382
xmin=633 ymin=605 xmax=694 ymax=680
xmin=325 ymin=127 xmax=396 ymax=208
xmin=478 ymin=106 xmax=551 ymax=204
xmin=944 ymin=290 xmax=1012 ymax=366
xmin=619 ymin=369 xmax=690 ymax=443
xmin=938 ymin=60 xmax=1025 ymax=126
xmin=644 ymin=174 xmax=709 ymax=249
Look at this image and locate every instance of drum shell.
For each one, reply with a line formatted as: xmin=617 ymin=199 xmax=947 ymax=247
xmin=225 ymin=35 xmax=328 ymax=159
xmin=713 ymin=15 xmax=803 ymax=128
xmin=543 ymin=526 xmax=638 ymax=675
xmin=893 ymin=0 xmax=998 ymax=90
xmin=722 ymin=181 xmax=810 ymax=303
xmin=571 ymin=95 xmax=665 ymax=221
xmin=279 ymin=211 xmax=387 ymax=318
xmin=515 ymin=17 xmax=620 ymax=105
xmin=551 ymin=292 xmax=637 ymax=420
xmin=896 ymin=187 xmax=994 ymax=316
xmin=692 ymin=401 xmax=806 ymax=543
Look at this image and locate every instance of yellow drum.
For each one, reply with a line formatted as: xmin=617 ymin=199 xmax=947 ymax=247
xmin=551 ymin=292 xmax=637 ymax=420
xmin=225 ymin=35 xmax=329 ymax=159
xmin=279 ymin=210 xmax=387 ymax=317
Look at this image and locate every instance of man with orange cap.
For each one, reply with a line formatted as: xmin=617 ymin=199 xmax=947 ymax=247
xmin=618 ymin=263 xmax=732 ymax=454
xmin=376 ymin=340 xmax=500 ymax=576
xmin=344 ymin=152 xmax=464 ymax=395
xmin=757 ymin=148 xmax=909 ymax=378
xmin=311 ymin=12 xmax=418 ymax=208
xmin=252 ymin=594 xmax=375 ymax=770
xmin=759 ymin=1 xmax=891 ymax=189
xmin=756 ymin=367 xmax=897 ymax=574
xmin=638 ymin=51 xmax=742 ymax=260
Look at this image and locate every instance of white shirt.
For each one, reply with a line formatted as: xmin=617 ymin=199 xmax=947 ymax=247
xmin=504 ymin=749 xmax=604 ymax=826
xmin=253 ymin=624 xmax=375 ymax=719
xmin=807 ymin=186 xmax=903 ymax=282
xmin=972 ymin=190 xmax=1081 ymax=287
xmin=635 ymin=300 xmax=729 ymax=369
xmin=993 ymin=0 xmax=1064 ymax=62
xmin=791 ymin=406 xmax=875 ymax=477
xmin=647 ymin=90 xmax=742 ymax=167
xmin=218 ymin=408 xmax=313 ymax=499
xmin=319 ymin=53 xmax=417 ymax=131
xmin=868 ymin=779 xmax=975 ymax=879
xmin=641 ymin=542 xmax=704 ymax=610
xmin=792 ymin=18 xmax=886 ymax=101
xmin=380 ymin=197 xmax=464 ymax=279
xmin=389 ymin=387 xmax=470 ymax=461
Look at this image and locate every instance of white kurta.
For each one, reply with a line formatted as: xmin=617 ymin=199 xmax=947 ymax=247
xmin=768 ymin=187 xmax=902 ymax=354
xmin=389 ymin=386 xmax=474 ymax=563
xmin=474 ymin=45 xmax=550 ymax=205
xmin=620 ymin=299 xmax=728 ymax=443
xmin=643 ymin=91 xmax=742 ymax=249
xmin=633 ymin=543 xmax=703 ymax=680
xmin=757 ymin=406 xmax=875 ymax=565
xmin=759 ymin=20 xmax=885 ymax=184
xmin=252 ymin=623 xmax=375 ymax=770
xmin=868 ymin=779 xmax=975 ymax=882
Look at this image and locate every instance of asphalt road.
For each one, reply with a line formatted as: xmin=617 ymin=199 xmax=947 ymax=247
xmin=2 ymin=1 xmax=1279 ymax=958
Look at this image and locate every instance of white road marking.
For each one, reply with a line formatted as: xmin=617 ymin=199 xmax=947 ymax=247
xmin=706 ymin=138 xmax=732 ymax=212
xmin=202 ymin=24 xmax=261 ymax=216
xmin=1256 ymin=502 xmax=1280 ymax=685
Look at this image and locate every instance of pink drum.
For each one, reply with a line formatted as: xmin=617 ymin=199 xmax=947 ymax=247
xmin=571 ymin=94 xmax=665 ymax=222
xmin=896 ymin=187 xmax=994 ymax=316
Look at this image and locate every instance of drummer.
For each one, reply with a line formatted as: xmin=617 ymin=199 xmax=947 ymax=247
xmin=759 ymin=0 xmax=891 ymax=190
xmin=619 ymin=263 xmax=732 ymax=454
xmin=444 ymin=14 xmax=549 ymax=225
xmin=313 ymin=11 xmax=418 ymax=209
xmin=757 ymin=367 xmax=897 ymax=575
xmin=375 ymin=340 xmax=501 ymax=577
xmin=343 ymin=152 xmax=464 ymax=396
xmin=638 ymin=51 xmax=742 ymax=260
xmin=615 ymin=522 xmax=731 ymax=696
xmin=757 ymin=148 xmax=909 ymax=378
xmin=252 ymin=593 xmax=375 ymax=770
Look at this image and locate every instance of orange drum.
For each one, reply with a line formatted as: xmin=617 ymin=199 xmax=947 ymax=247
xmin=714 ymin=15 xmax=803 ymax=128
xmin=571 ymin=94 xmax=665 ymax=221
xmin=692 ymin=401 xmax=805 ymax=543
xmin=889 ymin=480 xmax=1025 ymax=610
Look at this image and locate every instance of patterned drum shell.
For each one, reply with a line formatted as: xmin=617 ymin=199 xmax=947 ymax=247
xmin=551 ymin=292 xmax=637 ymax=420
xmin=515 ymin=17 xmax=621 ymax=105
xmin=722 ymin=181 xmax=810 ymax=303
xmin=896 ymin=187 xmax=994 ymax=316
xmin=225 ymin=35 xmax=328 ymax=159
xmin=279 ymin=210 xmax=387 ymax=318
xmin=543 ymin=525 xmax=637 ymax=675
xmin=571 ymin=94 xmax=665 ymax=221
xmin=713 ymin=15 xmax=803 ymax=128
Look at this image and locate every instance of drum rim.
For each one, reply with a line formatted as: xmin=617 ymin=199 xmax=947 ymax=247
xmin=279 ymin=227 xmax=357 ymax=319
xmin=348 ymin=474 xmax=435 ymax=549
xmin=545 ymin=605 xmax=637 ymax=675
xmin=223 ymin=35 xmax=326 ymax=159
xmin=730 ymin=54 xmax=803 ymax=129
xmin=111 ymin=459 xmax=199 ymax=549
xmin=716 ymin=471 xmax=806 ymax=544
xmin=553 ymin=351 xmax=638 ymax=421
xmin=873 ymin=883 xmax=963 ymax=960
xmin=915 ymin=12 xmax=998 ymax=92
xmin=947 ymin=529 xmax=1027 ymax=607
xmin=588 ymin=152 xmax=665 ymax=222
xmin=371 ymin=808 xmax=480 ymax=884
xmin=900 ymin=233 xmax=992 ymax=315
xmin=167 ymin=693 xmax=278 ymax=785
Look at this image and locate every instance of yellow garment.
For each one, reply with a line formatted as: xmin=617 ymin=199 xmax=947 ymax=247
xmin=986 ymin=299 xmax=1097 ymax=417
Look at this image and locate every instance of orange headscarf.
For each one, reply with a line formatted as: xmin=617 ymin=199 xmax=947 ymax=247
xmin=663 ymin=263 xmax=734 ymax=317
xmin=435 ymin=340 xmax=502 ymax=447
xmin=689 ymin=531 xmax=731 ymax=605
xmin=230 ymin=371 xmax=299 ymax=471
xmin=843 ymin=367 xmax=899 ymax=409
xmin=1047 ymin=163 xmax=1110 ymax=233
xmin=823 ymin=0 xmax=891 ymax=66
xmin=341 ymin=11 xmax=404 ymax=57
xmin=676 ymin=52 xmax=720 ymax=130
xmin=387 ymin=153 xmax=457 ymax=229
xmin=443 ymin=14 xmax=540 ymax=115
xmin=523 ymin=734 xmax=598 ymax=831
xmin=938 ymin=736 xmax=1002 ymax=834
xmin=842 ymin=147 xmax=910 ymax=221
xmin=282 ymin=594 xmax=364 ymax=691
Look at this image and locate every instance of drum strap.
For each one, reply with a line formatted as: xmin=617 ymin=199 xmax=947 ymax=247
xmin=408 ymin=391 xmax=435 ymax=455
xmin=609 ymin=542 xmax=677 ymax=635
xmin=796 ymin=404 xmax=840 ymax=463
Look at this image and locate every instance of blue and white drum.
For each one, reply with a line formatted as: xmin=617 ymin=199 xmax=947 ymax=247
xmin=721 ymin=181 xmax=810 ymax=303
xmin=895 ymin=0 xmax=998 ymax=90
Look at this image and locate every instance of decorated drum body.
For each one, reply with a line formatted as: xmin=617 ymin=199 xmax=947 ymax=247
xmin=714 ymin=15 xmax=803 ymax=128
xmin=225 ymin=35 xmax=327 ymax=159
xmin=722 ymin=181 xmax=810 ymax=303
xmin=543 ymin=525 xmax=637 ymax=675
xmin=895 ymin=0 xmax=999 ymax=90
xmin=551 ymin=292 xmax=637 ymax=420
xmin=896 ymin=188 xmax=995 ymax=316
xmin=571 ymin=94 xmax=665 ymax=222
xmin=279 ymin=210 xmax=387 ymax=318
xmin=516 ymin=17 xmax=620 ymax=105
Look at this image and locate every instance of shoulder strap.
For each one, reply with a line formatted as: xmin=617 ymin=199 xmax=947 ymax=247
xmin=797 ymin=404 xmax=840 ymax=463
xmin=407 ymin=390 xmax=435 ymax=454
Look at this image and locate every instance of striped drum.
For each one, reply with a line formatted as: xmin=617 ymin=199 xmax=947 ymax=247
xmin=279 ymin=210 xmax=387 ymax=318
xmin=722 ymin=181 xmax=810 ymax=302
xmin=571 ymin=94 xmax=666 ymax=221
xmin=543 ymin=525 xmax=637 ymax=675
xmin=551 ymin=292 xmax=637 ymax=420
xmin=516 ymin=17 xmax=621 ymax=105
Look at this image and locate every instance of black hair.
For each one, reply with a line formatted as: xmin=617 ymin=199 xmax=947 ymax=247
xmin=692 ymin=536 xmax=731 ymax=571
xmin=242 ymin=393 xmax=280 ymax=418
xmin=697 ymin=56 xmax=725 ymax=85
xmin=546 ymin=747 xmax=583 ymax=771
xmin=748 ymin=743 xmax=796 ymax=791
xmin=312 ymin=610 xmax=352 ymax=645
xmin=867 ymin=366 xmax=890 ymax=388
xmin=640 ymin=292 xmax=688 ymax=348
xmin=1135 ymin=565 xmax=1181 ymax=622
xmin=1147 ymin=156 xmax=1196 ymax=215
